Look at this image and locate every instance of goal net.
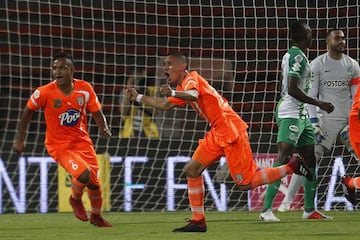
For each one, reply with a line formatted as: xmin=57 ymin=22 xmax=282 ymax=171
xmin=1 ymin=0 xmax=359 ymax=213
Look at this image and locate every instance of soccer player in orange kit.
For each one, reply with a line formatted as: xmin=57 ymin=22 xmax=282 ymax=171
xmin=126 ymin=51 xmax=313 ymax=232
xmin=13 ymin=52 xmax=113 ymax=227
xmin=342 ymin=85 xmax=360 ymax=205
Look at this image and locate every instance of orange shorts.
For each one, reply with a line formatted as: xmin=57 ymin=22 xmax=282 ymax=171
xmin=192 ymin=129 xmax=258 ymax=185
xmin=349 ymin=115 xmax=360 ymax=159
xmin=47 ymin=145 xmax=100 ymax=186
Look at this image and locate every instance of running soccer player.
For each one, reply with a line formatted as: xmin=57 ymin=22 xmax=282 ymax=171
xmin=278 ymin=29 xmax=360 ymax=211
xmin=259 ymin=21 xmax=335 ymax=221
xmin=126 ymin=51 xmax=312 ymax=232
xmin=341 ymin=82 xmax=360 ymax=205
xmin=13 ymin=52 xmax=113 ymax=227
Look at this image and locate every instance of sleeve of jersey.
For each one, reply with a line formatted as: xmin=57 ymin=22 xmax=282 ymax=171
xmin=26 ymin=88 xmax=43 ymax=111
xmin=167 ymin=74 xmax=198 ymax=107
xmin=167 ymin=95 xmax=186 ymax=106
xmin=350 ymin=61 xmax=360 ymax=86
xmin=351 ymin=88 xmax=360 ymax=113
xmin=87 ymin=84 xmax=102 ymax=112
xmin=288 ymin=54 xmax=305 ymax=80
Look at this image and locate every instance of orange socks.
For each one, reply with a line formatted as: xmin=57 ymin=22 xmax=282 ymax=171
xmin=187 ymin=176 xmax=205 ymax=221
xmin=71 ymin=177 xmax=86 ymax=200
xmin=87 ymin=188 xmax=103 ymax=215
xmin=251 ymin=165 xmax=289 ymax=189
xmin=347 ymin=177 xmax=360 ymax=189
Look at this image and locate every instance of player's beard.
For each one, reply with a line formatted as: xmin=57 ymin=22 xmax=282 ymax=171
xmin=330 ymin=44 xmax=345 ymax=54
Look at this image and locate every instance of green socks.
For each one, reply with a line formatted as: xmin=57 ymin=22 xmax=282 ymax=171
xmin=303 ymin=167 xmax=317 ymax=212
xmin=262 ymin=162 xmax=282 ymax=210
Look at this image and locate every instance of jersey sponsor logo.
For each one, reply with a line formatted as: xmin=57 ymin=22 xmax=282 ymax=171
xmin=322 ymin=80 xmax=349 ymax=88
xmin=289 ymin=125 xmax=299 ymax=132
xmin=59 ymin=109 xmax=81 ymax=126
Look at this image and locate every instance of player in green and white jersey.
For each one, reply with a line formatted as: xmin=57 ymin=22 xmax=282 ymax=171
xmin=259 ymin=20 xmax=335 ymax=221
xmin=278 ymin=29 xmax=360 ymax=210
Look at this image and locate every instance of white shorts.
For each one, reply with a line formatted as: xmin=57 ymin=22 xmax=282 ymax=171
xmin=318 ymin=118 xmax=352 ymax=151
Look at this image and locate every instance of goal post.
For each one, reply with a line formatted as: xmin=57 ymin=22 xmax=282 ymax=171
xmin=1 ymin=1 xmax=360 ymax=213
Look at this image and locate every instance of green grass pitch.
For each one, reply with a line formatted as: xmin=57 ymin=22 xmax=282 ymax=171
xmin=0 ymin=211 xmax=359 ymax=240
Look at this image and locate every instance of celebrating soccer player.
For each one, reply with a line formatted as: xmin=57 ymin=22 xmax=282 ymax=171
xmin=259 ymin=21 xmax=335 ymax=221
xmin=126 ymin=51 xmax=312 ymax=232
xmin=278 ymin=29 xmax=360 ymax=211
xmin=342 ymin=77 xmax=360 ymax=205
xmin=13 ymin=52 xmax=113 ymax=227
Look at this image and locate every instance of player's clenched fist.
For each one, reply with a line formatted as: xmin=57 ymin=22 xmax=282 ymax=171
xmin=318 ymin=101 xmax=335 ymax=114
xmin=126 ymin=88 xmax=139 ymax=101
xmin=159 ymin=84 xmax=173 ymax=97
xmin=100 ymin=127 xmax=112 ymax=139
xmin=13 ymin=139 xmax=25 ymax=154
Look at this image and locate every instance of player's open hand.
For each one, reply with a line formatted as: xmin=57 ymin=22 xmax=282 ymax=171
xmin=13 ymin=139 xmax=25 ymax=154
xmin=159 ymin=84 xmax=173 ymax=97
xmin=126 ymin=88 xmax=139 ymax=101
xmin=318 ymin=101 xmax=334 ymax=114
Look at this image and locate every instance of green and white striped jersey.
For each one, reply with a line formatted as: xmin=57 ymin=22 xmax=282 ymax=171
xmin=278 ymin=46 xmax=312 ymax=119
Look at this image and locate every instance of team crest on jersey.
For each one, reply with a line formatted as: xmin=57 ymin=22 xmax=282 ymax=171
xmin=77 ymin=96 xmax=84 ymax=106
xmin=53 ymin=99 xmax=62 ymax=108
xmin=59 ymin=109 xmax=81 ymax=127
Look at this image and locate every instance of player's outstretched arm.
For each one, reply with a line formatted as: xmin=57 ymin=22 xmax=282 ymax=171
xmin=127 ymin=87 xmax=176 ymax=111
xmin=92 ymin=110 xmax=112 ymax=139
xmin=159 ymin=84 xmax=198 ymax=101
xmin=13 ymin=107 xmax=34 ymax=154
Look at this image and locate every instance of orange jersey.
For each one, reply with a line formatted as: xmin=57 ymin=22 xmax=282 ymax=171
xmin=350 ymin=87 xmax=360 ymax=144
xmin=27 ymin=79 xmax=101 ymax=150
xmin=168 ymin=71 xmax=248 ymax=143
xmin=350 ymin=86 xmax=360 ymax=118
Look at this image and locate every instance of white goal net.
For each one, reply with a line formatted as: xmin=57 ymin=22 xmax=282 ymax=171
xmin=0 ymin=0 xmax=359 ymax=213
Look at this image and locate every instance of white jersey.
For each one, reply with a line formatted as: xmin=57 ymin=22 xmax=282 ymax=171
xmin=308 ymin=52 xmax=360 ymax=120
xmin=278 ymin=46 xmax=312 ymax=119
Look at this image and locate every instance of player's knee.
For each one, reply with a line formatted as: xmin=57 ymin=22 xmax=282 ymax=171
xmin=87 ymin=183 xmax=100 ymax=190
xmin=183 ymin=165 xmax=201 ymax=178
xmin=77 ymin=168 xmax=90 ymax=184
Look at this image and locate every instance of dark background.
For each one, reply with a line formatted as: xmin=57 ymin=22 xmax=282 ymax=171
xmin=1 ymin=0 xmax=359 ymax=213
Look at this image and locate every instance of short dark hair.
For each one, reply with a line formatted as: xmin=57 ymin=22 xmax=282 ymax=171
xmin=289 ymin=20 xmax=309 ymax=42
xmin=326 ymin=28 xmax=343 ymax=38
xmin=53 ymin=52 xmax=74 ymax=65
xmin=167 ymin=51 xmax=187 ymax=63
xmin=166 ymin=51 xmax=188 ymax=69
